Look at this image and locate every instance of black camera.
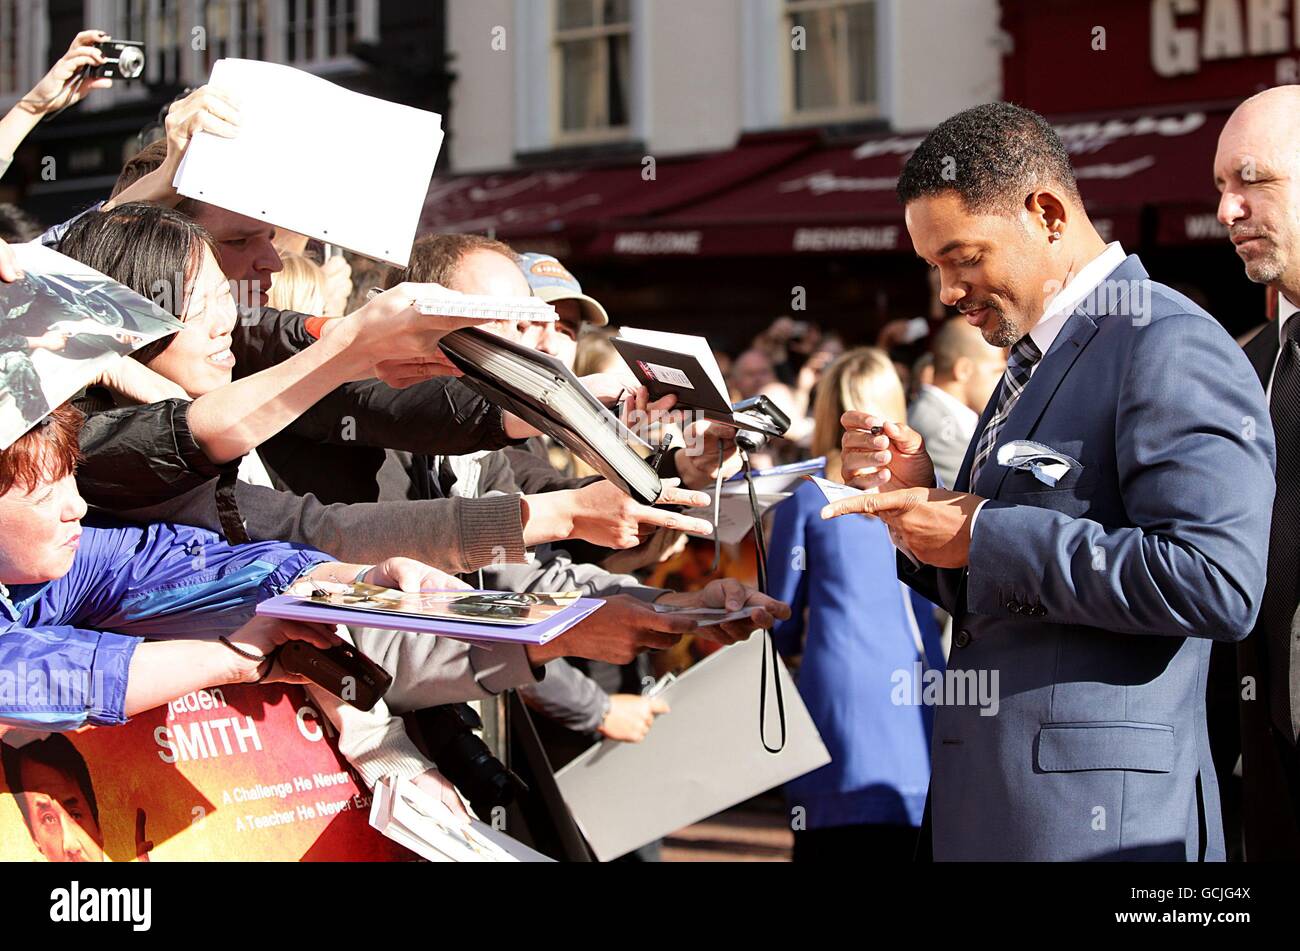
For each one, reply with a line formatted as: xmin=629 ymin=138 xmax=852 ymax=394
xmin=91 ymin=39 xmax=146 ymax=80
xmin=277 ymin=641 xmax=393 ymax=712
xmin=732 ymin=394 xmax=792 ymax=452
xmin=418 ymin=704 xmax=527 ymax=820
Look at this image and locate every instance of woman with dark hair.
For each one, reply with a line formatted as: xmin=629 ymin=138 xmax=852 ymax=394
xmin=56 ymin=201 xmax=481 ymax=464
xmin=62 ymin=202 xmax=299 ymax=399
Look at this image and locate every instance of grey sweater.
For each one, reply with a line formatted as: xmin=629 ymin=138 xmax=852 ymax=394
xmin=107 ymin=465 xmax=541 ymax=791
xmin=112 ymin=473 xmax=527 ymax=573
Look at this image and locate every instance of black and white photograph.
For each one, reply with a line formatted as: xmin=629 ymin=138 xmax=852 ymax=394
xmin=0 ymin=242 xmax=181 ymax=448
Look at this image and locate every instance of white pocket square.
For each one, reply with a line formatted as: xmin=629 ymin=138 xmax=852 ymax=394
xmin=996 ymin=440 xmax=1081 ymax=487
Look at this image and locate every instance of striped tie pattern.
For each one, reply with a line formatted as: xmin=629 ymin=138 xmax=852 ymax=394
xmin=968 ymin=334 xmax=1043 ymax=490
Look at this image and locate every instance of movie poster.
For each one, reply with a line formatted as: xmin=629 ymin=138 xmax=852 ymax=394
xmin=0 ymin=683 xmax=412 ymax=862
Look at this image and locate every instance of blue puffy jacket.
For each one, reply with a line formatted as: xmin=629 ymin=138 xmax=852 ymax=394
xmin=0 ymin=513 xmax=331 ymax=731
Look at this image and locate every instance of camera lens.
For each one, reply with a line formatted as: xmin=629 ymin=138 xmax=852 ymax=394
xmin=118 ymin=46 xmax=145 ymax=79
xmin=418 ymin=705 xmax=526 ymax=818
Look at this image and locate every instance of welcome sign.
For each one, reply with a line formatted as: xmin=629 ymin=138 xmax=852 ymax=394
xmin=0 ymin=683 xmax=411 ymax=862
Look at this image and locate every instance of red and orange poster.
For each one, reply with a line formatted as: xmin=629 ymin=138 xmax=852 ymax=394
xmin=0 ymin=683 xmax=412 ymax=862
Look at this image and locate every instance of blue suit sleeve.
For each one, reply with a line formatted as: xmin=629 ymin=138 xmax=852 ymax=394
xmin=0 ymin=626 xmax=139 ymax=730
xmin=968 ymin=313 xmax=1274 ymax=640
xmin=74 ymin=520 xmax=332 ymax=639
xmin=767 ymin=492 xmax=809 ymax=657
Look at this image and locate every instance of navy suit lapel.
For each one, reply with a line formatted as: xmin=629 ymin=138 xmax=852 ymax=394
xmin=966 ymin=254 xmax=1147 ymax=500
xmin=975 ymin=310 xmax=1100 ymax=499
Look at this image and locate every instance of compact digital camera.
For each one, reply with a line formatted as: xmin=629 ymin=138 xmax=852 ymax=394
xmin=91 ymin=39 xmax=146 ymax=80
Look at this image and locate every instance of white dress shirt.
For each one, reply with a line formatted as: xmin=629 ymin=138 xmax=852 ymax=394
xmin=966 ymin=242 xmax=1127 ymax=531
xmin=1266 ymin=293 xmax=1300 ymax=401
xmin=1025 ymin=242 xmax=1127 ymax=378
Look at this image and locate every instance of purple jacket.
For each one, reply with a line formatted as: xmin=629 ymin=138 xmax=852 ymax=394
xmin=0 ymin=513 xmax=331 ymax=732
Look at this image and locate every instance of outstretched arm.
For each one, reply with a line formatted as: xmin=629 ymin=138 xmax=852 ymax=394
xmin=0 ymin=31 xmax=113 ymax=178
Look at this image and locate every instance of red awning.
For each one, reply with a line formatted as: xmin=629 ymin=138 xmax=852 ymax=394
xmin=589 ymin=107 xmax=1233 ymax=257
xmin=587 ymin=134 xmax=918 ymax=257
xmin=420 ymin=107 xmax=1234 ymax=259
xmin=419 ymin=134 xmax=817 ymax=246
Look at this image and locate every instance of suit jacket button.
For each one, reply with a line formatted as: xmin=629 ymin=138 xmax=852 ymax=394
xmin=1006 ymin=599 xmax=1021 ymax=613
xmin=954 ymin=629 xmax=972 ymax=648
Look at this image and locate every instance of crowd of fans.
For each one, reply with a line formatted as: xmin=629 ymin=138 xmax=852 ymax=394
xmin=0 ymin=30 xmax=1033 ymax=864
xmin=5 ymin=28 xmax=1291 ymax=866
xmin=0 ymin=31 xmax=797 ymax=862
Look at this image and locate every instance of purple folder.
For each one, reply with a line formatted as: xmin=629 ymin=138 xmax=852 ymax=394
xmin=256 ymin=595 xmax=605 ymax=646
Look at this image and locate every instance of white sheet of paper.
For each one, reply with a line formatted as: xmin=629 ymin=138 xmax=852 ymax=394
xmin=369 ymin=776 xmax=552 ymax=863
xmin=691 ymin=489 xmax=792 ymax=544
xmin=555 ymin=632 xmax=830 ymax=862
xmin=807 ymin=476 xmax=921 ymax=567
xmin=174 ymin=59 xmax=443 ymax=266
xmin=651 ymin=604 xmax=754 ymax=624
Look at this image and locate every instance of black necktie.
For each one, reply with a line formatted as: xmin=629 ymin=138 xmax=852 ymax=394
xmin=1262 ymin=315 xmax=1300 ymax=742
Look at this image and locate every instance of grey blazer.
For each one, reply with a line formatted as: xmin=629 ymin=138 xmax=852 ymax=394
xmin=908 ymin=385 xmax=977 ymax=488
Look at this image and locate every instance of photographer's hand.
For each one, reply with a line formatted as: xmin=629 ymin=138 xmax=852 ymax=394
xmin=673 ymin=419 xmax=741 ymax=489
xmin=19 ymin=30 xmax=111 ymax=115
xmin=1 ymin=31 xmax=111 ymax=172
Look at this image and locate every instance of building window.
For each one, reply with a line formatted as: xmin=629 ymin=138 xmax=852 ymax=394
xmin=201 ymin=0 xmax=269 ymax=69
xmin=784 ymin=0 xmax=877 ymax=122
xmin=285 ymin=0 xmax=365 ymax=66
xmin=553 ymin=0 xmax=632 ymax=142
xmin=109 ymin=0 xmax=376 ymax=88
xmin=0 ymin=0 xmax=48 ymax=102
xmin=117 ymin=0 xmax=183 ymax=86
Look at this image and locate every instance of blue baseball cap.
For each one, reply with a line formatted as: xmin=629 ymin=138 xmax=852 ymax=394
xmin=517 ymin=252 xmax=610 ymax=327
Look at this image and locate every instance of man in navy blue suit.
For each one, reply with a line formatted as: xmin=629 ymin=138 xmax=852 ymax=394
xmin=823 ymin=103 xmax=1275 ymax=860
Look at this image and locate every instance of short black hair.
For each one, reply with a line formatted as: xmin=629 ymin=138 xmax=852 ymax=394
xmin=0 ymin=202 xmax=42 ymax=242
xmin=896 ymin=102 xmax=1081 ymax=212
